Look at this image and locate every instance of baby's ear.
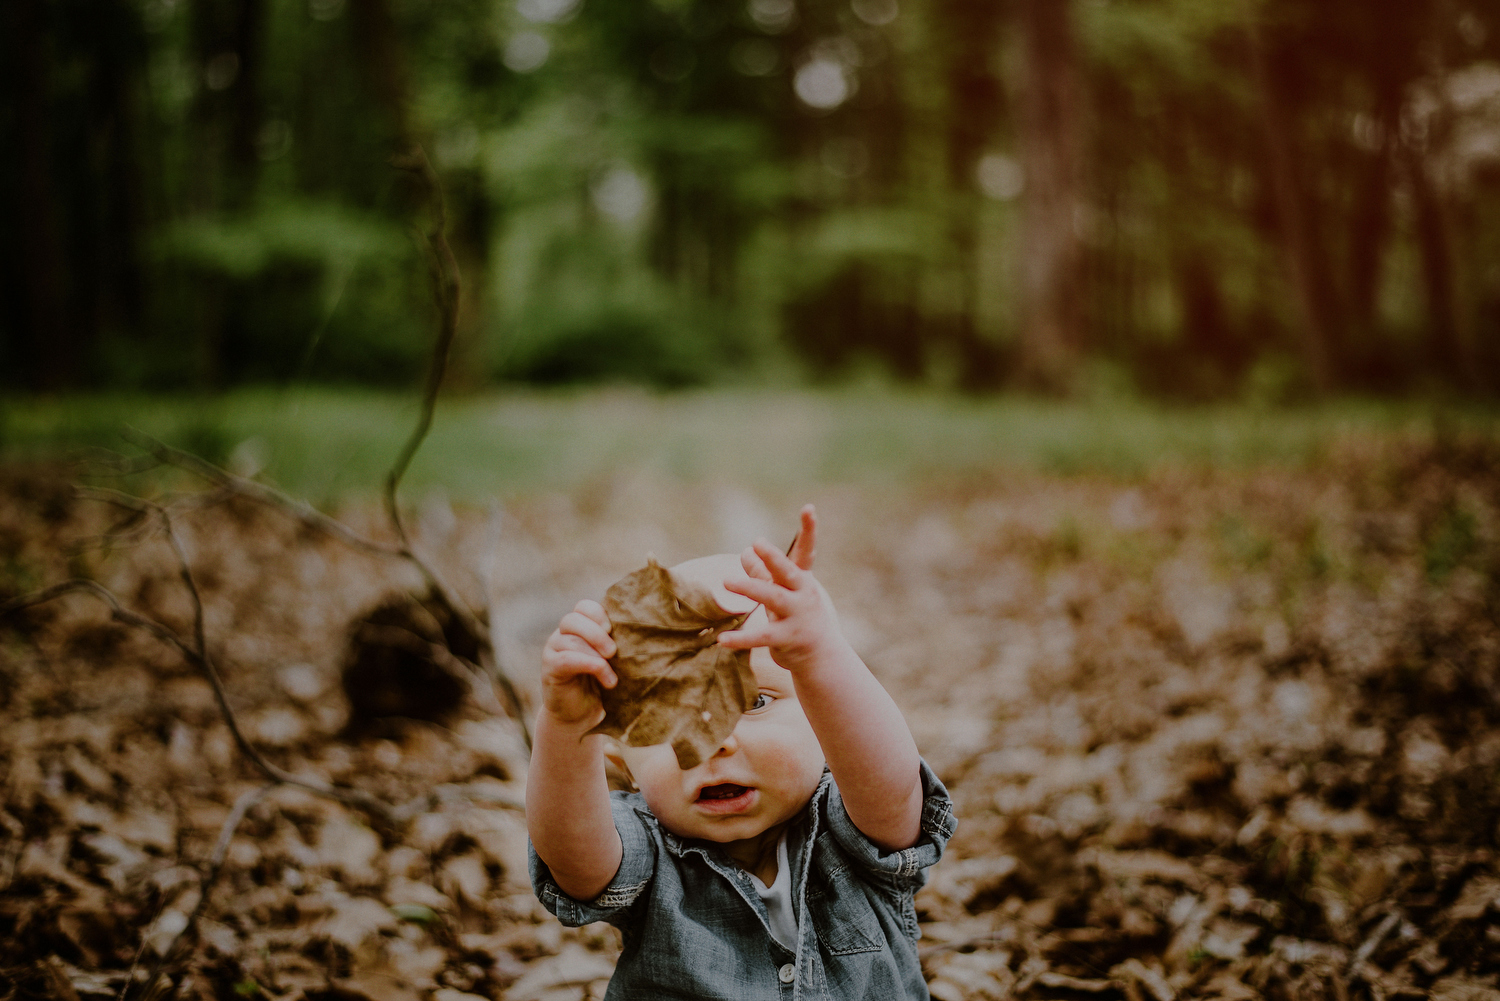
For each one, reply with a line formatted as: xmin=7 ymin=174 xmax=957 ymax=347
xmin=602 ymin=738 xmax=638 ymax=793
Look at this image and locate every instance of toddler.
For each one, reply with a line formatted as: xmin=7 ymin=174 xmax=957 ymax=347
xmin=527 ymin=505 xmax=955 ymax=999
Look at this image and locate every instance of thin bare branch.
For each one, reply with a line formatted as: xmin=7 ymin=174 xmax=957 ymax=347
xmin=117 ymin=429 xmax=495 ymax=679
xmin=73 ymin=448 xmax=164 ymax=477
xmin=482 ymin=504 xmax=533 ymax=752
xmin=158 ymin=508 xmax=207 ymax=666
xmin=71 ymin=487 xmax=237 ymax=557
xmin=0 ymin=579 xmax=401 ymax=825
xmin=104 ymin=159 xmax=533 ymax=749
xmin=117 ymin=428 xmax=402 ymax=558
xmin=374 ymin=145 xmax=504 ymax=680
xmin=2 ymin=580 xmax=202 ymax=661
xmin=76 ymin=484 xmax=156 ymax=512
xmin=384 ymin=144 xmax=459 ymax=552
xmin=77 ymin=483 xmax=235 ymax=514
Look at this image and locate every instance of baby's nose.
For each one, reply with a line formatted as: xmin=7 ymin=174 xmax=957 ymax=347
xmin=714 ymin=730 xmax=741 ymax=756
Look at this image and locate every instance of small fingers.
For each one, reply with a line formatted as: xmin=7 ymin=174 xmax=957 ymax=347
xmin=574 ymin=599 xmax=612 ymax=631
xmin=740 ymin=545 xmax=773 ymax=584
xmin=559 ymin=608 xmax=617 ymax=657
xmin=788 ymin=505 xmax=817 ymax=571
xmin=722 ymin=574 xmax=794 ymax=618
xmin=544 ymin=647 xmax=618 ymax=688
xmin=751 ymin=537 xmax=804 ymax=588
xmin=717 ymin=625 xmax=771 ymax=650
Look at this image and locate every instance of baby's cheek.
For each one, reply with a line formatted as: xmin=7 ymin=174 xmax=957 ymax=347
xmin=771 ymin=721 xmax=825 ymax=785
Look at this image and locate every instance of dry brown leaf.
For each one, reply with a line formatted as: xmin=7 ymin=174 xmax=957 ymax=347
xmin=589 ymin=558 xmax=755 ymax=770
xmin=1431 ymin=977 xmax=1500 ymax=1001
xmin=506 ymin=944 xmax=617 ymax=1001
xmin=1037 ymin=971 xmax=1118 ymax=992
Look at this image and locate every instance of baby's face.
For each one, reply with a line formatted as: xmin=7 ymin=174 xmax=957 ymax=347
xmin=618 ymin=553 xmax=826 ymax=845
xmin=621 ymin=649 xmax=825 ymax=845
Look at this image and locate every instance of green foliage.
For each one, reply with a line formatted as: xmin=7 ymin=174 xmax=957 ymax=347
xmin=5 ymin=0 xmax=1500 ymax=392
xmin=4 ymin=390 xmax=1494 ymax=501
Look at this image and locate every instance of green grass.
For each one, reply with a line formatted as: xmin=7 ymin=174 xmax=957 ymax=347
xmin=1 ymin=387 xmax=1495 ymax=502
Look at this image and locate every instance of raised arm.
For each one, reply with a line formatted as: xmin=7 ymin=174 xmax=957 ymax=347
xmin=721 ymin=506 xmax=924 ymax=852
xmin=526 ymin=600 xmax=623 ymax=901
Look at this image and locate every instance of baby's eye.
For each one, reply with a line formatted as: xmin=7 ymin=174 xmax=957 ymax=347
xmin=749 ymin=692 xmax=775 ymax=712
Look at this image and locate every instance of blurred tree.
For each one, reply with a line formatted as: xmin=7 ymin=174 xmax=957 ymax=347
xmin=1015 ymin=0 xmax=1086 ymax=393
xmin=2 ymin=0 xmax=1498 ymax=396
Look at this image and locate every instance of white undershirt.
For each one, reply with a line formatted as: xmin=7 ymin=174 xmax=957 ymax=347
xmin=748 ymin=832 xmax=797 ymax=951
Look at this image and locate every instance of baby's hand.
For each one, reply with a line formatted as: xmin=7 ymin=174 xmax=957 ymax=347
xmin=719 ymin=505 xmax=847 ymax=676
xmin=540 ymin=600 xmax=617 ymax=730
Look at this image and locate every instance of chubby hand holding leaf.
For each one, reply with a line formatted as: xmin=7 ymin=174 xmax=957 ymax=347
xmin=543 ymin=506 xmax=825 ymax=772
xmin=540 ymin=599 xmax=620 ymax=729
xmin=587 ymin=559 xmax=758 ymax=770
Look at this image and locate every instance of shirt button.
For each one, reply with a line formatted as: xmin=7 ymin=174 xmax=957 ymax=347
xmin=778 ymin=964 xmax=795 ymax=984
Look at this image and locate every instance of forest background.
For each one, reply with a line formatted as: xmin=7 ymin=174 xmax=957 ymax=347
xmin=4 ymin=0 xmax=1500 ymax=399
xmin=5 ymin=2 xmax=1500 ymax=999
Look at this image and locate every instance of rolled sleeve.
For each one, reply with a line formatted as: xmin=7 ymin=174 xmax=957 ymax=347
xmin=822 ymin=759 xmax=956 ymax=887
xmin=529 ymin=792 xmax=659 ymax=927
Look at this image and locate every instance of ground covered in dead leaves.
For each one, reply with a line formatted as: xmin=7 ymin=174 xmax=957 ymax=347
xmin=1 ymin=432 xmax=1498 ymax=1001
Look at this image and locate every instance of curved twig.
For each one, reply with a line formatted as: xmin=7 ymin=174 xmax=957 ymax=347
xmin=117 ymin=429 xmax=402 ymax=559
xmin=384 ymin=144 xmax=459 ymax=553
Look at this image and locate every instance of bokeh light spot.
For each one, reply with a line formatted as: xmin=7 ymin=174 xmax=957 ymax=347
xmin=592 ymin=166 xmax=649 ymax=224
xmin=794 ymin=58 xmax=850 ymax=110
xmin=976 ymin=153 xmax=1024 ymax=200
xmin=517 ymin=0 xmax=580 ymax=24
xmin=504 ymin=31 xmax=550 ymax=73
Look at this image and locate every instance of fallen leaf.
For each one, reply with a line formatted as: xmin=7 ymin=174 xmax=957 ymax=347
xmin=1431 ymin=977 xmax=1500 ymax=1001
xmin=589 ymin=558 xmax=755 ymax=770
xmin=927 ymin=951 xmax=1015 ymax=1001
xmin=1448 ymin=875 xmax=1500 ymax=921
xmin=1038 ymin=971 xmax=1117 ymax=992
xmin=440 ymin=853 xmax=491 ymax=906
xmin=321 ymin=894 xmax=398 ymax=954
xmin=318 ymin=815 xmax=382 ymax=886
xmin=386 ymin=937 xmax=448 ymax=988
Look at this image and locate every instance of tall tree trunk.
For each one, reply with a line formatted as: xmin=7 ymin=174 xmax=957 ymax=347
xmin=1403 ymin=143 xmax=1469 ymax=388
xmin=12 ymin=0 xmax=70 ymax=388
xmin=1014 ymin=0 xmax=1085 ymax=393
xmin=1403 ymin=0 xmax=1475 ymax=392
xmin=226 ymin=0 xmax=265 ymax=210
xmin=1247 ymin=21 xmax=1337 ymax=393
xmin=348 ymin=0 xmax=414 ymax=146
xmin=95 ymin=3 xmax=148 ymax=341
xmin=942 ymin=0 xmax=1007 ymax=389
xmin=1345 ymin=108 xmax=1396 ymax=345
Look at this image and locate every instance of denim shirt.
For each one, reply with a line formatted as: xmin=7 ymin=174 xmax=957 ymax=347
xmin=529 ymin=760 xmax=956 ymax=1000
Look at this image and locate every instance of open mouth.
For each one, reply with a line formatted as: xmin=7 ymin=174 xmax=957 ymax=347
xmin=697 ymin=783 xmax=750 ymax=801
xmin=694 ymin=783 xmax=754 ymax=814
